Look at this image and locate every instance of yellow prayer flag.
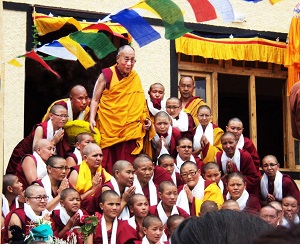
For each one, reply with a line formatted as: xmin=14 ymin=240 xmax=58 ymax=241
xmin=269 ymin=0 xmax=282 ymax=5
xmin=8 ymin=58 xmax=22 ymax=67
xmin=58 ymin=36 xmax=95 ymax=69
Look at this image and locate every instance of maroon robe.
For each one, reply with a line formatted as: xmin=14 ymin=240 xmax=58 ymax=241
xmin=7 ymin=121 xmax=72 ymax=174
xmin=243 ymin=137 xmax=261 ymax=173
xmin=216 ymin=149 xmax=260 ymax=196
xmin=15 ymin=154 xmax=37 ymax=189
xmin=176 ymin=113 xmax=195 ymax=141
xmin=51 ymin=208 xmax=88 ymax=243
xmin=93 ymin=213 xmax=137 ymax=243
xmin=149 ymin=204 xmax=190 ymax=219
xmin=153 ymin=166 xmax=173 ymax=186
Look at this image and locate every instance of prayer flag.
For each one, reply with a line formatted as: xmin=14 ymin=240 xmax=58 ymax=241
xmin=244 ymin=0 xmax=262 ymax=2
xmin=58 ymin=36 xmax=96 ymax=69
xmin=131 ymin=1 xmax=160 ymax=17
xmin=110 ymin=9 xmax=160 ymax=47
xmin=25 ymin=50 xmax=60 ymax=77
xmin=145 ymin=0 xmax=191 ymax=39
xmin=70 ymin=32 xmax=117 ymax=59
xmin=269 ymin=0 xmax=282 ymax=4
xmin=8 ymin=58 xmax=22 ymax=67
xmin=187 ymin=0 xmax=217 ymax=22
xmin=36 ymin=41 xmax=77 ymax=61
xmin=209 ymin=0 xmax=235 ymax=22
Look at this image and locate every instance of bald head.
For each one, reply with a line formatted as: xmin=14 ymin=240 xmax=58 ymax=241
xmin=83 ymin=143 xmax=102 ymax=156
xmin=154 ymin=111 xmax=171 ymax=122
xmin=50 ymin=104 xmax=67 ymax=114
xmin=221 ymin=199 xmax=240 ymax=211
xmin=33 ymin=139 xmax=53 ymax=151
xmin=227 ymin=117 xmax=243 ymax=126
xmin=112 ymin=160 xmax=132 ymax=176
xmin=133 ymin=154 xmax=153 ymax=170
xmin=200 ymin=200 xmax=218 ymax=215
xmin=166 ymin=97 xmax=182 ymax=106
xmin=25 ymin=185 xmax=45 ymax=198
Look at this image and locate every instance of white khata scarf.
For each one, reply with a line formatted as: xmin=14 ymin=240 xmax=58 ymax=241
xmin=172 ymin=111 xmax=189 ymax=132
xmin=218 ymin=180 xmax=224 ymax=194
xmin=176 ymin=154 xmax=196 ymax=171
xmin=34 ymin=151 xmax=48 ymax=179
xmin=73 ymin=148 xmax=83 ymax=165
xmin=157 ymin=200 xmax=179 ymax=225
xmin=236 ymin=134 xmax=245 ymax=149
xmin=152 ymin=126 xmax=172 ymax=149
xmin=101 ymin=216 xmax=118 ymax=244
xmin=193 ymin=122 xmax=214 ymax=151
xmin=142 ymin=235 xmax=164 ymax=244
xmin=226 ymin=189 xmax=249 ymax=211
xmin=176 ymin=176 xmax=205 ymax=215
xmin=221 ymin=148 xmax=241 ymax=174
xmin=24 ymin=202 xmax=49 ymax=222
xmin=66 ymin=99 xmax=85 ymax=121
xmin=260 ymin=171 xmax=283 ymax=201
xmin=110 ymin=177 xmax=130 ymax=220
xmin=46 ymin=119 xmax=62 ymax=154
xmin=146 ymin=95 xmax=166 ymax=116
xmin=60 ymin=207 xmax=84 ymax=225
xmin=41 ymin=174 xmax=64 ymax=210
xmin=133 ymin=175 xmax=158 ymax=206
xmin=127 ymin=216 xmax=136 ymax=229
xmin=2 ymin=194 xmax=19 ymax=217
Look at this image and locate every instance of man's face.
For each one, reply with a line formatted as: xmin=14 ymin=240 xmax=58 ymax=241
xmin=176 ymin=139 xmax=193 ymax=161
xmin=226 ymin=121 xmax=244 ymax=140
xmin=178 ymin=77 xmax=194 ymax=99
xmin=116 ymin=47 xmax=136 ymax=75
xmin=259 ymin=207 xmax=278 ymax=227
xmin=166 ymin=99 xmax=182 ymax=118
xmin=70 ymin=89 xmax=88 ymax=112
xmin=148 ymin=84 xmax=165 ymax=101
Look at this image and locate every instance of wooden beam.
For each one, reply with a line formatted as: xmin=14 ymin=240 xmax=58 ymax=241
xmin=286 ymin=85 xmax=295 ymax=169
xmin=211 ymin=72 xmax=218 ymax=124
xmin=248 ymin=75 xmax=257 ymax=148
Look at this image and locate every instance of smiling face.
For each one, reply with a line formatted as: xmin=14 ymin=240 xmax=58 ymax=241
xmin=261 ymin=156 xmax=279 ymax=178
xmin=61 ymin=191 xmax=81 ymax=216
xmin=116 ymin=46 xmax=136 ymax=75
xmin=226 ymin=120 xmax=244 ymax=140
xmin=25 ymin=186 xmax=48 ymax=215
xmin=180 ymin=163 xmax=200 ymax=189
xmin=226 ymin=176 xmax=246 ymax=201
xmin=221 ymin=134 xmax=237 ymax=158
xmin=159 ymin=184 xmax=178 ymax=209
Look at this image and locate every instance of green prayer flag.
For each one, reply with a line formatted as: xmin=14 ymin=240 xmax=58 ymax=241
xmin=145 ymin=0 xmax=191 ymax=39
xmin=70 ymin=32 xmax=117 ymax=59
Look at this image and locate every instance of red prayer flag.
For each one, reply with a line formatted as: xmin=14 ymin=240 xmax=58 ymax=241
xmin=187 ymin=0 xmax=217 ymax=22
xmin=25 ymin=50 xmax=60 ymax=77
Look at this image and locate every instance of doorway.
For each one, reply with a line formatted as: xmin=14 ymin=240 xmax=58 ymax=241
xmin=218 ymin=74 xmax=285 ymax=166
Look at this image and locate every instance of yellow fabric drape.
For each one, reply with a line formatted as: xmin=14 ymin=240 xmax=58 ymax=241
xmin=285 ymin=17 xmax=300 ymax=94
xmin=183 ymin=97 xmax=206 ymax=127
xmin=76 ymin=160 xmax=111 ymax=194
xmin=176 ymin=34 xmax=286 ymax=65
xmin=97 ymin=66 xmax=149 ymax=154
xmin=202 ymin=127 xmax=224 ymax=164
xmin=194 ymin=182 xmax=224 ymax=216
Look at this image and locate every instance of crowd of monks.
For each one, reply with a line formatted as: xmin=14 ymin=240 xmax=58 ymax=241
xmin=2 ymin=45 xmax=300 ymax=243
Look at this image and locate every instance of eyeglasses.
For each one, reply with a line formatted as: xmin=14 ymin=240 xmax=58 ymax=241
xmin=262 ymin=163 xmax=278 ymax=168
xmin=179 ymin=145 xmax=193 ymax=149
xmin=50 ymin=165 xmax=70 ymax=171
xmin=27 ymin=195 xmax=49 ymax=201
xmin=52 ymin=113 xmax=69 ymax=118
xmin=180 ymin=171 xmax=198 ymax=178
xmin=123 ymin=58 xmax=136 ymax=64
xmin=166 ymin=106 xmax=180 ymax=109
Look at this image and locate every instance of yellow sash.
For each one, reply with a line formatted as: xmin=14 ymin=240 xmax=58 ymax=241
xmin=75 ymin=160 xmax=111 ymax=194
xmin=202 ymin=127 xmax=224 ymax=164
xmin=97 ymin=65 xmax=150 ymax=154
xmin=183 ymin=97 xmax=206 ymax=127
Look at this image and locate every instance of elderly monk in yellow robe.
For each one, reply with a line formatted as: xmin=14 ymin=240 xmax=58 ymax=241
xmin=179 ymin=76 xmax=206 ymax=126
xmin=89 ymin=45 xmax=153 ymax=174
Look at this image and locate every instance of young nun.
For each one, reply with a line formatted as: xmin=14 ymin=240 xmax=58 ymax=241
xmin=128 ymin=194 xmax=150 ymax=240
xmin=176 ymin=161 xmax=224 ymax=216
xmin=192 ymin=105 xmax=223 ymax=164
xmin=51 ymin=188 xmax=89 ymax=243
xmin=91 ymin=190 xmax=137 ymax=243
xmin=152 ymin=111 xmax=181 ymax=160
xmin=134 ymin=215 xmax=165 ymax=244
xmin=166 ymin=97 xmax=195 ymax=141
xmin=101 ymin=160 xmax=136 ymax=220
xmin=147 ymin=83 xmax=166 ymax=120
xmin=216 ymin=132 xmax=260 ymax=196
xmin=202 ymin=162 xmax=226 ymax=196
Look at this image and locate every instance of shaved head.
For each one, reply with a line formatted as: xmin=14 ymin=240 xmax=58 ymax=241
xmin=25 ymin=185 xmax=45 ymax=198
xmin=33 ymin=139 xmax=53 ymax=151
xmin=69 ymin=85 xmax=87 ymax=97
xmin=154 ymin=111 xmax=171 ymax=122
xmin=112 ymin=160 xmax=132 ymax=176
xmin=50 ymin=104 xmax=67 ymax=114
xmin=82 ymin=143 xmax=101 ymax=156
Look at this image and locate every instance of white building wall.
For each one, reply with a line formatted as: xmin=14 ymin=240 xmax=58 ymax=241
xmin=1 ymin=0 xmax=298 ymax=168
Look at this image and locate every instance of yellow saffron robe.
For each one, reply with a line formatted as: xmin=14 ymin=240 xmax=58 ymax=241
xmin=183 ymin=96 xmax=206 ymax=127
xmin=96 ymin=65 xmax=153 ymax=154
